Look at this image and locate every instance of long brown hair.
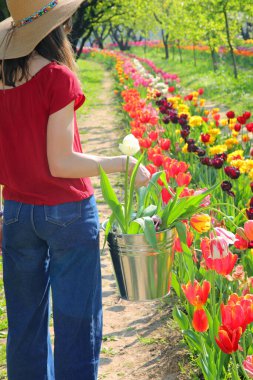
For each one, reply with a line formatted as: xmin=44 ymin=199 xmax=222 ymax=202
xmin=0 ymin=18 xmax=76 ymax=86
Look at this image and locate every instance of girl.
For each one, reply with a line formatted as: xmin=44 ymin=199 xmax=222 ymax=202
xmin=0 ymin=1 xmax=150 ymax=379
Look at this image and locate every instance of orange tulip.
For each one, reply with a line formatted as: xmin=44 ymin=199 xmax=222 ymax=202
xmin=181 ymin=280 xmax=210 ymax=308
xmin=190 ymin=214 xmax=211 ymax=233
xmin=175 ymin=172 xmax=192 ymax=187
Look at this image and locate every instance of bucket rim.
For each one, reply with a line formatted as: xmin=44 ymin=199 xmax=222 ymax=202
xmin=101 ymin=220 xmax=175 ymax=237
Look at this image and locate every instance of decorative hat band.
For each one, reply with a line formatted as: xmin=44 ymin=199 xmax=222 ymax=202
xmin=12 ymin=0 xmax=59 ymax=28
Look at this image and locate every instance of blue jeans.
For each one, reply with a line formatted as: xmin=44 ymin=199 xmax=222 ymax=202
xmin=2 ymin=196 xmax=102 ymax=380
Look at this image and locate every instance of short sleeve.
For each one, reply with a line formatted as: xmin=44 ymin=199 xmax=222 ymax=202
xmin=46 ymin=64 xmax=85 ymax=115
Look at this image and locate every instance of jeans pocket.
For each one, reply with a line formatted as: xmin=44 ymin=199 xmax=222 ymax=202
xmin=44 ymin=201 xmax=82 ymax=227
xmin=3 ymin=201 xmax=22 ymax=225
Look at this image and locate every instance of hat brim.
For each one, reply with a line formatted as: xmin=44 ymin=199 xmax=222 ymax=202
xmin=0 ymin=0 xmax=84 ymax=59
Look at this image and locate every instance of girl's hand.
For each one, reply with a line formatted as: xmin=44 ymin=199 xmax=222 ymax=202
xmin=124 ymin=156 xmax=151 ymax=188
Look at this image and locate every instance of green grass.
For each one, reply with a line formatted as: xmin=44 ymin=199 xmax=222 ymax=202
xmin=131 ymin=46 xmax=253 ymax=114
xmin=77 ymin=59 xmax=105 ymax=118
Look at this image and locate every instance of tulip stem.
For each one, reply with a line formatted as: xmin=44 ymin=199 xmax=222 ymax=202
xmin=124 ymin=156 xmax=130 ymax=233
xmin=242 ymin=333 xmax=247 ymax=356
xmin=211 ymin=270 xmax=216 ymax=323
xmin=236 ymin=351 xmax=250 ymax=380
xmin=210 ymin=208 xmax=238 ymax=229
xmin=231 ymin=353 xmax=240 ymax=380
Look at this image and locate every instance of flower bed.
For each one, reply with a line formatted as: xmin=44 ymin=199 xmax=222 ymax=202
xmin=83 ymin=47 xmax=253 ymax=379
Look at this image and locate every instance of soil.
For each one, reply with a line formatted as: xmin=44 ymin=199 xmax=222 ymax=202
xmin=79 ymin=66 xmax=197 ymax=380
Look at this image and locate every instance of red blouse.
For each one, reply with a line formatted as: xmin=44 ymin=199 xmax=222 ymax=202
xmin=0 ymin=61 xmax=93 ymax=205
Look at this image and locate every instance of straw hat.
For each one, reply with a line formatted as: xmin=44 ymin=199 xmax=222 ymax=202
xmin=0 ymin=0 xmax=85 ymax=59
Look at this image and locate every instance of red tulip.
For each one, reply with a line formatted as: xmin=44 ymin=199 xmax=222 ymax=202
xmin=131 ymin=128 xmax=144 ymax=138
xmin=146 ymin=164 xmax=157 ymax=176
xmin=148 ymin=130 xmax=158 ymax=141
xmin=226 ymin=110 xmax=235 ymax=119
xmin=192 ymin=308 xmax=209 ymax=332
xmin=234 ymin=233 xmax=248 ymax=250
xmin=168 ymin=86 xmax=175 ymax=93
xmin=181 ymin=280 xmax=211 ymax=308
xmin=234 ymin=123 xmax=241 ymax=132
xmin=139 ymin=137 xmax=152 ymax=149
xmin=161 ymin=188 xmax=174 ymax=204
xmin=237 ymin=115 xmax=247 ymax=125
xmin=215 ymin=325 xmax=242 ymax=354
xmin=198 ymin=88 xmax=204 ymax=95
xmin=168 ymin=161 xmax=189 ymax=177
xmin=201 ymin=133 xmax=211 ymax=143
xmin=159 ymin=138 xmax=171 ymax=151
xmin=246 ymin=123 xmax=253 ymax=132
xmin=221 ymin=303 xmax=245 ymax=331
xmin=175 ymin=172 xmax=192 ymax=187
xmin=225 ymin=294 xmax=253 ymax=331
xmin=244 ymin=111 xmax=252 ymax=120
xmin=174 ymin=226 xmax=194 ymax=252
xmin=152 ymin=154 xmax=164 ymax=167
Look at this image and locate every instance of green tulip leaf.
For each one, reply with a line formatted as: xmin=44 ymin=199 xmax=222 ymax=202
xmin=173 ymin=306 xmax=189 ymax=330
xmin=127 ymin=153 xmax=145 ymax=224
xmin=99 ymin=165 xmax=125 ymax=232
xmin=133 ymin=216 xmax=158 ymax=251
xmin=141 ymin=205 xmax=158 ymax=217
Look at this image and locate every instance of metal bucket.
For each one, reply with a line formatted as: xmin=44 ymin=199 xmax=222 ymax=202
xmin=105 ymin=227 xmax=176 ymax=301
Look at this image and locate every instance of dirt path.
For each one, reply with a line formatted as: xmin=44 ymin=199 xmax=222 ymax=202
xmin=79 ymin=65 xmax=190 ymax=380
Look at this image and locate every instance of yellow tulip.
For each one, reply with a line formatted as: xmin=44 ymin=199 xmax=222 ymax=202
xmin=190 ymin=214 xmax=211 ymax=233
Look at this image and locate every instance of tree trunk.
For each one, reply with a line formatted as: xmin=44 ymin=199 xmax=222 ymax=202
xmin=210 ymin=47 xmax=217 ymax=72
xmin=161 ymin=29 xmax=169 ymax=59
xmin=193 ymin=41 xmax=197 ymax=67
xmin=93 ymin=29 xmax=104 ymax=49
xmin=223 ymin=7 xmax=238 ymax=79
xmin=241 ymin=23 xmax=250 ymax=40
xmin=76 ymin=37 xmax=86 ymax=59
xmin=172 ymin=43 xmax=175 ymax=61
xmin=177 ymin=41 xmax=183 ymax=63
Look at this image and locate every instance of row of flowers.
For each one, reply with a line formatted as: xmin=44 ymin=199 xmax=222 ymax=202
xmin=83 ymin=47 xmax=253 ymax=379
xmin=106 ymin=40 xmax=253 ymax=57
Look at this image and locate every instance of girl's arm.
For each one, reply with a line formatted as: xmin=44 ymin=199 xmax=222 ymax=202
xmin=47 ymin=101 xmax=150 ymax=186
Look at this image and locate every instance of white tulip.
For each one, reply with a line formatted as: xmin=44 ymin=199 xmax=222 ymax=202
xmin=119 ymin=134 xmax=140 ymax=156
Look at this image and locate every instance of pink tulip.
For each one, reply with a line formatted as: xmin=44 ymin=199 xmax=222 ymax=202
xmin=243 ymin=355 xmax=253 ymax=378
xmin=244 ymin=221 xmax=253 ymax=241
xmin=210 ymin=237 xmax=229 ymax=259
xmin=214 ymin=227 xmax=236 ymax=245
